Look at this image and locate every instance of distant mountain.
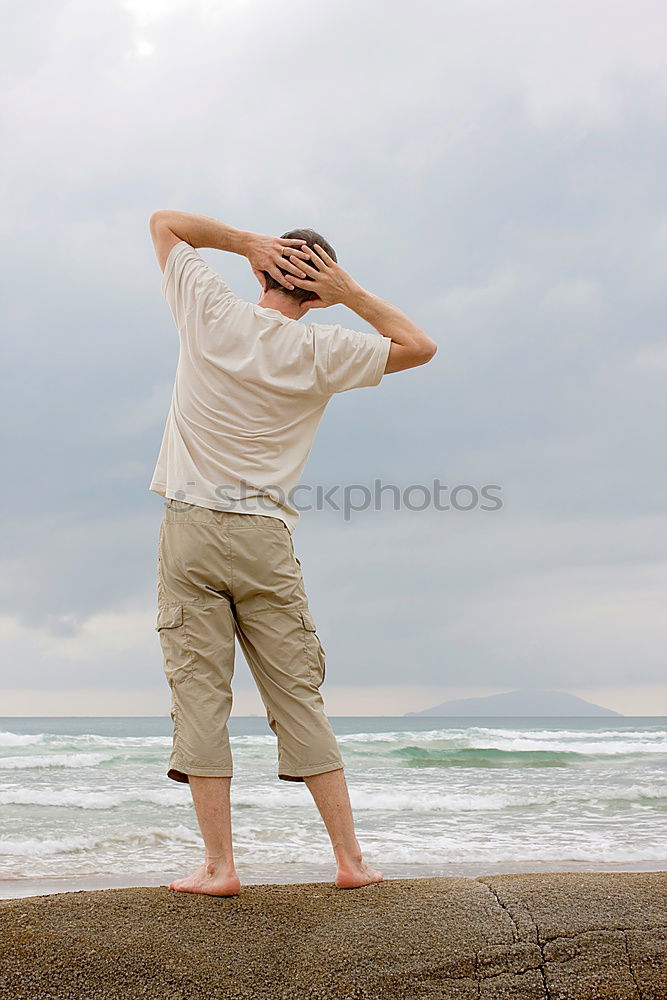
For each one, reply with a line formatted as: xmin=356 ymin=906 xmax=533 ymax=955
xmin=405 ymin=689 xmax=622 ymax=717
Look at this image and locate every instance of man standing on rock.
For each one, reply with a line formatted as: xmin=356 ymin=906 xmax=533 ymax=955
xmin=149 ymin=210 xmax=437 ymax=895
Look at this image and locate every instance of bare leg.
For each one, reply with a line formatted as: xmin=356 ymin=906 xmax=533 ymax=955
xmin=169 ymin=775 xmax=241 ymax=896
xmin=304 ymin=768 xmax=384 ymax=889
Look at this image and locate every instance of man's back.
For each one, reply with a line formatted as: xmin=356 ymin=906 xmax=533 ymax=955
xmin=150 ymin=240 xmax=391 ymax=531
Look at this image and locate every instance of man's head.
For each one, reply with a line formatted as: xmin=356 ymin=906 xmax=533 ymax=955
xmin=259 ymin=228 xmax=337 ymax=315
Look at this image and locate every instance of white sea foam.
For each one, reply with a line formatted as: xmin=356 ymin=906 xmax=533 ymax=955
xmin=41 ymin=734 xmax=173 ymax=748
xmin=0 ymin=730 xmax=173 ymax=750
xmin=0 ymin=753 xmax=113 ymax=770
xmin=338 ymin=730 xmax=437 ymax=743
xmin=1 ymin=774 xmax=664 ymax=814
xmin=348 ymin=789 xmax=534 ymax=812
xmin=339 ymin=727 xmax=667 ymax=756
xmin=229 ymin=734 xmax=276 ymax=746
xmin=192 ymin=782 xmax=667 ymax=815
xmin=0 ymin=824 xmax=202 ymax=858
xmin=0 ymin=787 xmax=189 ymax=809
xmin=363 ymin=830 xmax=667 ymax=866
xmin=348 ymin=784 xmax=666 ymax=812
xmin=0 ymin=731 xmax=46 ymax=746
xmin=463 ymin=730 xmax=667 ymax=755
xmin=2 ymin=824 xmax=666 ymax=874
xmin=2 ymin=726 xmax=664 ymax=754
xmin=468 ymin=726 xmax=666 ymax=741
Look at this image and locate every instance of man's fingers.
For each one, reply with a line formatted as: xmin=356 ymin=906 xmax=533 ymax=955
xmin=268 ymin=265 xmax=295 ymax=290
xmin=288 ymin=273 xmax=316 ymax=288
xmin=301 ymin=246 xmax=327 ymax=272
xmin=279 ymin=239 xmax=310 ymax=258
xmin=284 ymin=247 xmax=310 ymax=260
xmin=314 ymin=243 xmax=335 ymax=267
xmin=289 ymin=254 xmax=320 ymax=277
xmin=279 ymin=258 xmax=308 ymax=279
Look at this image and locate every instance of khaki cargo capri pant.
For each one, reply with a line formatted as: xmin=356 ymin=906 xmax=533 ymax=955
xmin=156 ymin=498 xmax=344 ymax=783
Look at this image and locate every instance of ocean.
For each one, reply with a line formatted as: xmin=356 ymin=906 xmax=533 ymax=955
xmin=1 ymin=716 xmax=665 ymax=898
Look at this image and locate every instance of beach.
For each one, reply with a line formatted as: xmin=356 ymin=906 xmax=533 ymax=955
xmin=1 ymin=871 xmax=666 ymax=999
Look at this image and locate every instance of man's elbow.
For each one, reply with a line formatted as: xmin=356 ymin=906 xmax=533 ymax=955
xmin=414 ymin=337 xmax=437 ymax=365
xmin=385 ymin=336 xmax=438 ymax=374
xmin=149 ymin=210 xmax=170 ymax=234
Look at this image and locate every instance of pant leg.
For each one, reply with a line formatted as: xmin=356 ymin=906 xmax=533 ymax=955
xmin=229 ymin=514 xmax=344 ymax=782
xmin=156 ymin=500 xmax=237 ymax=783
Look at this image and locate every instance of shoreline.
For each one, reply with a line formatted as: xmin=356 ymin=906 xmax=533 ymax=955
xmin=1 ymin=858 xmax=665 ymax=900
xmin=1 ymin=871 xmax=665 ymax=999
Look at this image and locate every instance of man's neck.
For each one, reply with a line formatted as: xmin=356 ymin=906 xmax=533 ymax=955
xmin=257 ymin=290 xmax=310 ymax=321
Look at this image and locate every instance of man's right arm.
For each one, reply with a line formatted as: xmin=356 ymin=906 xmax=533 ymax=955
xmin=288 ymin=244 xmax=437 ymax=373
xmin=343 ymin=286 xmax=437 ymax=373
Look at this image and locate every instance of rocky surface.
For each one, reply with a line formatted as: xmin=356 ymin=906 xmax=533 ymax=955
xmin=1 ymin=871 xmax=666 ymax=998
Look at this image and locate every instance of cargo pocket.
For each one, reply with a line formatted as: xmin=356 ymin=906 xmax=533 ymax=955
xmin=156 ymin=604 xmax=183 ymax=630
xmin=301 ymin=609 xmax=326 ymax=687
xmin=156 ymin=604 xmax=193 ymax=685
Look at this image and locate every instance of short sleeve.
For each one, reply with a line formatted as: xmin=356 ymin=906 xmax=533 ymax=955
xmin=312 ymin=323 xmax=392 ymax=394
xmin=160 ymin=240 xmax=238 ymax=342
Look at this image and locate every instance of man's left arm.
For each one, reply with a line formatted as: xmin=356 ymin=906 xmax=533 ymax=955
xmin=149 ymin=210 xmax=309 ymax=291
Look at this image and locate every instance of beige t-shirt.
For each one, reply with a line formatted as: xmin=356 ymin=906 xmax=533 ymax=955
xmin=150 ymin=241 xmax=391 ymax=532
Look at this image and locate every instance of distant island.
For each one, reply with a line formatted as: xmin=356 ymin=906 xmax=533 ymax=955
xmin=405 ymin=689 xmax=622 ymax=717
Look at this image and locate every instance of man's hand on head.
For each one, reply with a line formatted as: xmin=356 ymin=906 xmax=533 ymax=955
xmin=245 ymin=234 xmax=311 ymax=292
xmin=286 ymin=245 xmax=361 ymax=309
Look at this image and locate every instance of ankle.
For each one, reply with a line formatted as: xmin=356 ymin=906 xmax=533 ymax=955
xmin=205 ymin=854 xmax=235 ymax=874
xmin=334 ymin=841 xmax=363 ymax=868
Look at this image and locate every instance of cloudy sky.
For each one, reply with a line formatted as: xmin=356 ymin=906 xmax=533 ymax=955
xmin=1 ymin=0 xmax=665 ymax=716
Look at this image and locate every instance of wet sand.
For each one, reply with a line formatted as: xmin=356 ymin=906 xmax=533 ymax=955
xmin=1 ymin=871 xmax=665 ymax=998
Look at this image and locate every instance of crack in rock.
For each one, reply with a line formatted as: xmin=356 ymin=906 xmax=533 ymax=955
xmin=623 ymin=932 xmax=643 ymax=1000
xmin=477 ymin=880 xmax=551 ymax=999
xmin=476 ymin=881 xmax=520 ymax=941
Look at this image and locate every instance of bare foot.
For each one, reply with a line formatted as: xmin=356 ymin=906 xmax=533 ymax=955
xmin=169 ymin=861 xmax=241 ymax=897
xmin=334 ymin=858 xmax=384 ymax=890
